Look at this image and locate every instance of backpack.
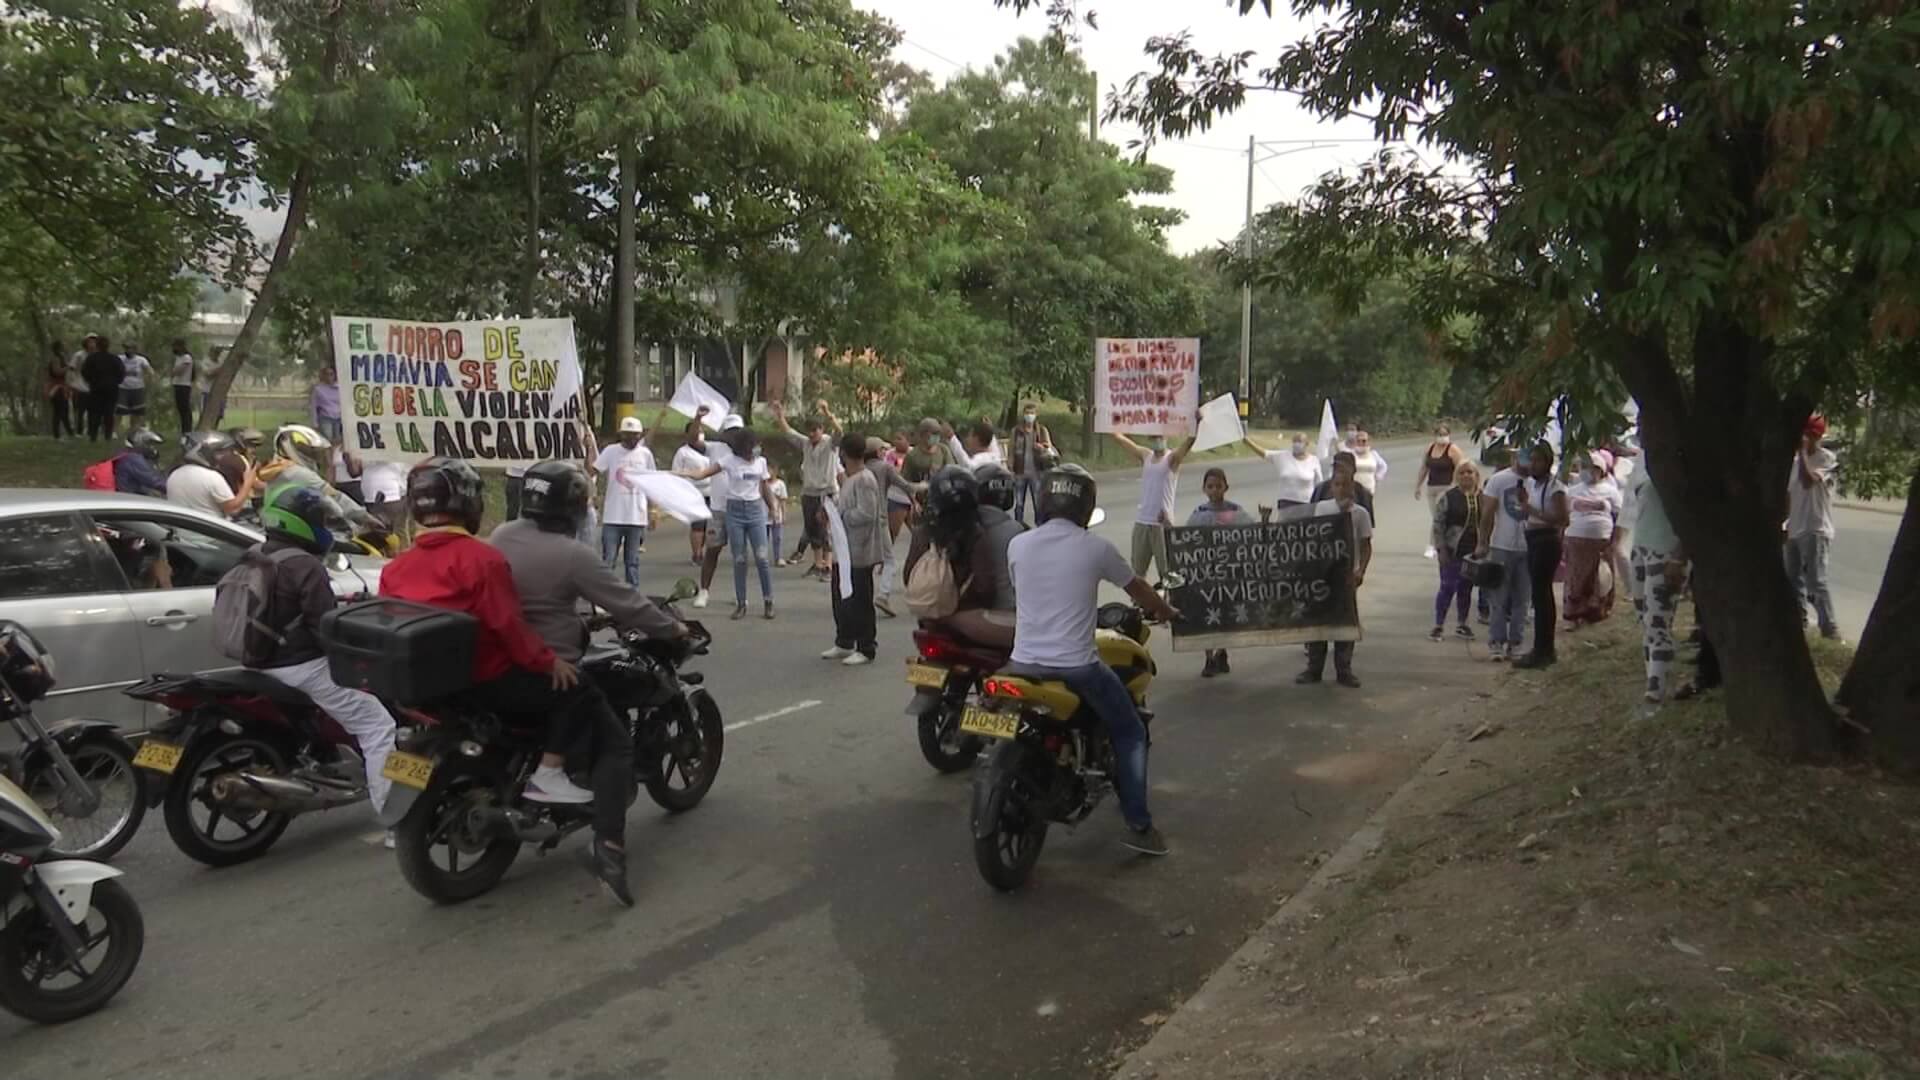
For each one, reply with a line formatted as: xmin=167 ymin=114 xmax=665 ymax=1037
xmin=83 ymin=452 xmax=129 ymax=492
xmin=905 ymin=549 xmax=970 ymax=619
xmin=212 ymin=547 xmax=307 ymax=667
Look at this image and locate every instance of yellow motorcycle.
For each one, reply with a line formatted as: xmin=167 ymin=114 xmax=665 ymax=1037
xmin=961 ymin=602 xmax=1157 ymax=891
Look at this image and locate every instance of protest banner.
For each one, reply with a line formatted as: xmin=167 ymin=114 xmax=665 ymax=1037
xmin=331 ymin=316 xmax=587 ymax=467
xmin=1092 ymin=337 xmax=1200 ymax=436
xmin=1162 ymin=513 xmax=1362 ymax=652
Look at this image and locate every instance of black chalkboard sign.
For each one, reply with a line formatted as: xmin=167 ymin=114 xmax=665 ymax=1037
xmin=1162 ymin=511 xmax=1362 ymax=651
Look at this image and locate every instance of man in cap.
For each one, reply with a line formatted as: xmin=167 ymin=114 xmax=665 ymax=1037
xmin=593 ymin=416 xmax=655 ymax=586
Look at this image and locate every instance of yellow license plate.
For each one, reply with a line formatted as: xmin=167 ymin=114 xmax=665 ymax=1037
xmin=958 ymin=706 xmax=1018 ymax=740
xmin=132 ymin=740 xmax=183 ymax=774
xmin=381 ymin=751 xmax=435 ymax=790
xmin=905 ymin=663 xmax=947 ymax=689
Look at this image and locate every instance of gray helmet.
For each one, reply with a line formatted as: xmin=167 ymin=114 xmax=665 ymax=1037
xmin=181 ymin=430 xmax=238 ymax=471
xmin=1037 ymin=463 xmax=1096 ymax=527
xmin=125 ymin=428 xmax=165 ymax=461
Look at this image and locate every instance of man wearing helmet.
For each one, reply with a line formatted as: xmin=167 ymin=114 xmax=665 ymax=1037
xmin=167 ymin=431 xmax=258 ymax=519
xmin=1006 ymin=464 xmax=1179 ymax=857
xmin=260 ymin=423 xmax=377 ymax=535
xmin=904 ymin=465 xmax=1014 ymax=649
xmin=490 ymin=461 xmax=687 ymax=905
xmin=235 ymin=485 xmax=401 ymax=841
xmin=112 ymin=429 xmax=168 ymax=496
xmin=972 ymin=463 xmax=1025 ymax=617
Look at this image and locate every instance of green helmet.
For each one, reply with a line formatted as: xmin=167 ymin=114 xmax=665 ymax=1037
xmin=262 ymin=483 xmax=333 ymax=554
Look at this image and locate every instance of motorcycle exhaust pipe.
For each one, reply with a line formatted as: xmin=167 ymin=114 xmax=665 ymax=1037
xmin=472 ymin=805 xmax=563 ymax=845
xmin=208 ymin=772 xmax=364 ymax=814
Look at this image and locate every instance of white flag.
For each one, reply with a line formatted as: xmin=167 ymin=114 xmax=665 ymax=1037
xmin=623 ymin=472 xmax=712 ymax=523
xmin=1191 ymin=392 xmax=1245 ymax=453
xmin=668 ymin=373 xmax=732 ymax=430
xmin=1316 ymin=399 xmax=1341 ymax=478
xmin=823 ymin=498 xmax=853 ymax=599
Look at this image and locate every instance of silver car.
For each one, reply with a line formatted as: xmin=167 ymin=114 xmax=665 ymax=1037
xmin=0 ymin=489 xmax=383 ymax=729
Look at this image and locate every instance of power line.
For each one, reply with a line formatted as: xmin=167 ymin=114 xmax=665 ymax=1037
xmin=899 ymin=37 xmax=963 ymax=71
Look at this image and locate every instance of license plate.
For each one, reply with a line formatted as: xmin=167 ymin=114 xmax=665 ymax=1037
xmin=381 ymin=751 xmax=435 ymax=790
xmin=958 ymin=706 xmax=1018 ymax=740
xmin=132 ymin=740 xmax=183 ymax=774
xmin=905 ymin=663 xmax=947 ymax=689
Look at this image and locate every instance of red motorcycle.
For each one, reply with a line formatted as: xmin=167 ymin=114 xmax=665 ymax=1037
xmin=126 ymin=671 xmax=379 ymax=866
xmin=902 ymin=627 xmax=1009 ymax=773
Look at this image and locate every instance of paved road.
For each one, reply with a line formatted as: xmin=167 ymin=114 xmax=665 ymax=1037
xmin=1 ymin=440 xmax=1892 ymax=1078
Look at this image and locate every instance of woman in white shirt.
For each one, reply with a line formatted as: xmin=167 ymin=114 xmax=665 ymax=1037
xmin=678 ymin=428 xmax=777 ymax=621
xmin=1243 ymin=431 xmax=1321 ymax=511
xmin=1563 ymin=449 xmax=1623 ymax=628
xmin=117 ymin=344 xmax=156 ymax=422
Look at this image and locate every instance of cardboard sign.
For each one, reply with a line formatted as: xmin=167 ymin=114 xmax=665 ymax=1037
xmin=1163 ymin=512 xmax=1362 ymax=651
xmin=331 ymin=316 xmax=586 ymax=467
xmin=1093 ymin=337 xmax=1200 ymax=436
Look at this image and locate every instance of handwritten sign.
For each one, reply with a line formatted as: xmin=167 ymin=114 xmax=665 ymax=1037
xmin=1093 ymin=337 xmax=1199 ymax=436
xmin=1162 ymin=514 xmax=1361 ymax=652
xmin=330 ymin=316 xmax=587 ymax=467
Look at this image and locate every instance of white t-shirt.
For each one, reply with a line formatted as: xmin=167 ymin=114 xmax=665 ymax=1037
xmin=1482 ymin=467 xmax=1532 ymax=551
xmin=1566 ymin=478 xmax=1623 ymax=540
xmin=1008 ymin=518 xmax=1135 ymax=669
xmin=64 ymin=352 xmax=89 ymax=393
xmin=166 ymin=464 xmax=237 ymax=518
xmin=594 ymin=443 xmax=657 ymax=526
xmin=1264 ymin=450 xmax=1321 ymax=504
xmin=361 ymin=461 xmax=406 ymax=505
xmin=1350 ymin=448 xmax=1388 ymax=493
xmin=768 ymin=478 xmax=788 ymax=524
xmin=673 ymin=445 xmax=713 ymax=504
xmin=1134 ymin=453 xmax=1179 ymax=525
xmin=1786 ymin=446 xmax=1837 ymax=539
xmin=1521 ymin=474 xmax=1569 ymax=536
xmin=716 ymin=452 xmax=769 ymax=504
xmin=120 ymin=354 xmax=155 ymax=389
xmin=1311 ymin=499 xmax=1374 ymax=542
xmin=170 ymin=353 xmax=195 ymax=387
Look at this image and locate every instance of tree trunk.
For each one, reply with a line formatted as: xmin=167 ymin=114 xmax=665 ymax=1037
xmin=1837 ymin=469 xmax=1920 ymax=772
xmin=200 ymin=161 xmax=315 ymax=430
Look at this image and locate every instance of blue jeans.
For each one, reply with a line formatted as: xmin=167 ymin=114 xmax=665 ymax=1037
xmin=1006 ymin=660 xmax=1152 ymax=831
xmin=768 ymin=521 xmax=784 ymax=563
xmin=1488 ymin=546 xmax=1531 ymax=648
xmin=601 ymin=523 xmax=645 ymax=586
xmin=1784 ymin=532 xmax=1837 ymax=635
xmin=724 ymin=499 xmax=772 ymax=605
xmin=1014 ymin=473 xmax=1044 ymax=524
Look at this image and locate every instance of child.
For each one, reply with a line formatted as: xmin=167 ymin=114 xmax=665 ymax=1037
xmin=1186 ymin=467 xmax=1245 ymax=678
xmin=768 ymin=466 xmax=790 ymax=567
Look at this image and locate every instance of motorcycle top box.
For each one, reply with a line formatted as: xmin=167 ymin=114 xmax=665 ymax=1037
xmin=320 ymin=599 xmax=477 ymax=705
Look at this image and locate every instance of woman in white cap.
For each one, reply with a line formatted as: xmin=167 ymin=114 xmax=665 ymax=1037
xmin=593 ymin=415 xmax=656 ymax=586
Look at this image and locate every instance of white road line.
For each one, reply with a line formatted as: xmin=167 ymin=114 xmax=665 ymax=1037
xmin=724 ymin=699 xmax=823 ymax=732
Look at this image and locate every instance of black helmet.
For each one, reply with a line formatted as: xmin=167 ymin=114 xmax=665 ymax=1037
xmin=0 ymin=621 xmax=57 ymax=702
xmin=973 ymin=462 xmax=1016 ymax=511
xmin=406 ymin=457 xmax=485 ymax=532
xmin=1037 ymin=463 xmax=1097 ymax=527
xmin=182 ymin=430 xmax=238 ymax=471
xmin=519 ymin=461 xmax=590 ymax=532
xmin=927 ymin=465 xmax=978 ymax=520
xmin=125 ymin=428 xmax=164 ymax=461
xmin=262 ymin=483 xmax=333 ymax=555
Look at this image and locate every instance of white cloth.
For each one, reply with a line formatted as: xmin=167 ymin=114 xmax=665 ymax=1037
xmin=65 ymin=352 xmax=89 ymax=393
xmin=1264 ymin=450 xmax=1321 ymax=504
xmin=1350 ymin=448 xmax=1388 ymax=493
xmin=361 ymin=461 xmax=406 ymax=506
xmin=593 ymin=443 xmax=657 ymax=526
xmin=258 ymin=655 xmax=397 ymax=816
xmin=1191 ymin=392 xmax=1244 ymax=453
xmin=824 ymin=498 xmax=853 ymax=599
xmin=1482 ymin=467 xmax=1532 ymax=552
xmin=170 ymin=353 xmax=195 ymax=386
xmin=120 ymin=353 xmax=155 ymax=389
xmin=622 ymin=472 xmax=712 ymax=523
xmin=673 ymin=445 xmax=712 ymax=502
xmin=1613 ymin=455 xmax=1640 ymax=528
xmin=1787 ymin=447 xmax=1837 ymax=539
xmin=1315 ymin=400 xmax=1340 ymax=470
xmin=667 ymin=373 xmax=732 ymax=430
xmin=1008 ymin=518 xmax=1135 ymax=669
xmin=1312 ymin=499 xmax=1374 ymax=542
xmin=1567 ymin=478 xmax=1623 ymax=540
xmin=166 ymin=463 xmax=237 ymax=518
xmin=1134 ymin=453 xmax=1178 ymax=525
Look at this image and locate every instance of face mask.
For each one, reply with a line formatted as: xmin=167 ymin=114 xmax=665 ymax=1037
xmin=1436 ymin=435 xmax=1451 ymax=446
xmin=1291 ymin=440 xmax=1307 ymax=455
xmin=1022 ymin=414 xmax=1036 ymax=424
xmin=1148 ymin=437 xmax=1166 ymax=452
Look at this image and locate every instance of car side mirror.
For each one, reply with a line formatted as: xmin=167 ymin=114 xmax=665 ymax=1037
xmin=1087 ymin=507 xmax=1107 ymax=528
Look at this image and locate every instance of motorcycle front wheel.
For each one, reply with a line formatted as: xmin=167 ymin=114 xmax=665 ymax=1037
xmin=394 ymin=764 xmax=520 ymax=904
xmin=640 ymin=692 xmax=724 ymax=813
xmin=0 ymin=879 xmax=144 ymax=1024
xmin=971 ymin=746 xmax=1049 ymax=892
xmin=23 ymin=735 xmax=147 ymax=862
xmin=916 ymin=701 xmax=982 ymax=774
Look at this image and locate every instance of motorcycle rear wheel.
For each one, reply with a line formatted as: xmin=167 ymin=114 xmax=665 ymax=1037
xmin=0 ymin=879 xmax=144 ymax=1024
xmin=916 ymin=703 xmax=982 ymax=774
xmin=394 ymin=766 xmax=520 ymax=904
xmin=972 ymin=756 xmax=1048 ymax=891
xmin=162 ymin=733 xmax=293 ymax=867
xmin=641 ymin=693 xmax=724 ymax=813
xmin=24 ymin=735 xmax=147 ymax=862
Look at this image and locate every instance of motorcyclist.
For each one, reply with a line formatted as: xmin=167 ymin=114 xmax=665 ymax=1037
xmin=258 ymin=423 xmax=378 ymax=538
xmin=972 ymin=462 xmax=1025 ymax=614
xmin=1005 ymin=464 xmax=1178 ymax=857
xmin=112 ymin=429 xmax=167 ymax=495
xmin=377 ymin=458 xmax=632 ymax=905
xmin=489 ymin=461 xmax=690 ymax=905
xmin=903 ymin=466 xmax=1011 ymax=649
xmin=167 ymin=430 xmax=257 ymax=519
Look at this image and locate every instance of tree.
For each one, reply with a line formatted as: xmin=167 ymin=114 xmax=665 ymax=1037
xmin=1010 ymin=1 xmax=1920 ymax=766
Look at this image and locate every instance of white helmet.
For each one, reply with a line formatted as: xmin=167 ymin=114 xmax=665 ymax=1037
xmin=274 ymin=423 xmax=333 ymax=470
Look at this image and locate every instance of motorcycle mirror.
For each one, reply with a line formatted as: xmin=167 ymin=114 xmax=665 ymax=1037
xmin=328 ymin=552 xmax=351 ymax=573
xmin=667 ymin=577 xmax=699 ymax=602
xmin=1160 ymin=572 xmax=1186 ymax=590
xmin=1087 ymin=507 xmax=1107 ymax=528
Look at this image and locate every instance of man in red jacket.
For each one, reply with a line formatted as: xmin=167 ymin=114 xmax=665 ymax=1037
xmin=380 ymin=458 xmax=634 ymax=904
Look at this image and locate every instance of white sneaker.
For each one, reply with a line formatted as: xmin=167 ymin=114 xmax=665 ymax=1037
xmin=692 ymin=588 xmax=710 ymax=609
xmin=841 ymin=652 xmax=872 ymax=667
xmin=524 ymin=765 xmax=593 ymax=804
xmin=820 ymin=645 xmax=854 ymax=660
xmin=384 ymin=830 xmax=396 ymax=850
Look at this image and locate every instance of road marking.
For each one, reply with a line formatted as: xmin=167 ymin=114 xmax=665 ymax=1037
xmin=725 ymin=699 xmax=823 ymax=733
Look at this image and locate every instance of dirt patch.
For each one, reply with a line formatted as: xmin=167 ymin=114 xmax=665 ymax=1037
xmin=1122 ymin=618 xmax=1920 ymax=1078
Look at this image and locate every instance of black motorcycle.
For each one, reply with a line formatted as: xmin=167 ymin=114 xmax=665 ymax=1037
xmin=1 ymin=622 xmax=146 ymax=862
xmin=378 ymin=592 xmax=723 ymax=904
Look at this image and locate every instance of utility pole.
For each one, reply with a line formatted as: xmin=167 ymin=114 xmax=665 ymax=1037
xmin=1083 ymin=69 xmax=1100 ymax=456
xmin=1239 ymin=134 xmax=1254 ymax=423
xmin=610 ymin=0 xmax=638 ymax=428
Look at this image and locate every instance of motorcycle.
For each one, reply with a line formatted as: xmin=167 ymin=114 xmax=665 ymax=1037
xmin=902 ymin=627 xmax=1008 ymax=773
xmin=125 ymin=670 xmax=382 ymax=867
xmin=380 ymin=581 xmax=723 ymax=904
xmin=965 ymin=601 xmax=1158 ymax=891
xmin=0 ymin=774 xmax=144 ymax=1023
xmin=0 ymin=622 xmax=146 ymax=862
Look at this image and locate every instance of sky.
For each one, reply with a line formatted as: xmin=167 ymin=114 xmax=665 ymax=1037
xmin=861 ymin=0 xmax=1390 ymax=254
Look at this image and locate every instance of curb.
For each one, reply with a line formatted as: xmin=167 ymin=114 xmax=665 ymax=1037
xmin=1115 ymin=725 xmax=1473 ymax=1079
xmin=1837 ymin=500 xmax=1903 ymax=518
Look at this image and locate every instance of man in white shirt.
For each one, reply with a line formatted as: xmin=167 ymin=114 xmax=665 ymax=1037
xmin=1007 ymin=465 xmax=1179 ymax=857
xmin=672 ymin=418 xmax=713 ymax=568
xmin=1786 ymin=414 xmax=1841 ymax=640
xmin=117 ymin=343 xmax=155 ymax=423
xmin=167 ymin=431 xmax=257 ymax=518
xmin=1297 ymin=471 xmax=1375 ymax=688
xmin=944 ymin=419 xmax=1003 ymax=470
xmin=593 ymin=416 xmax=656 ymax=587
xmin=360 ymin=458 xmax=409 ymax=534
xmin=1475 ymin=451 xmax=1536 ymax=661
xmin=1111 ymin=430 xmax=1197 ymax=581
